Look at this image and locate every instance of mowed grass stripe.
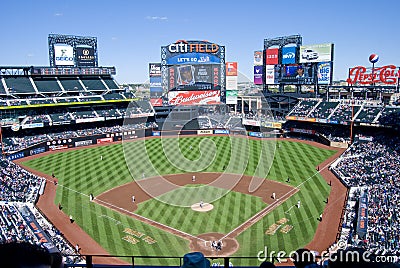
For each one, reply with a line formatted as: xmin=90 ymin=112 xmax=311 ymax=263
xmin=22 ymin=137 xmax=336 ymax=259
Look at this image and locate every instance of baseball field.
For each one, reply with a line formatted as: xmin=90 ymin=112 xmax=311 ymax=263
xmin=20 ymin=136 xmax=341 ymax=266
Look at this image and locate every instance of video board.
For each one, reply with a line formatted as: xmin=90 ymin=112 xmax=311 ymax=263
xmin=167 ymin=64 xmax=221 ymax=91
xmin=279 ymin=64 xmax=315 ymax=84
xmin=49 ymin=34 xmax=98 ymax=67
xmin=161 ymin=40 xmax=225 ymax=94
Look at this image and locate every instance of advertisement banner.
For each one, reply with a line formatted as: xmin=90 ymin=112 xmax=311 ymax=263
xmin=149 ymin=63 xmax=161 ymax=77
xmin=6 ymin=152 xmax=25 ymax=161
xmin=49 ymin=145 xmax=68 ymax=151
xmin=150 ymin=76 xmax=163 ymax=98
xmin=168 ymin=64 xmax=221 ymax=91
xmin=281 ymin=46 xmax=297 ymax=64
xmin=21 ymin=123 xmax=44 ymax=129
xmin=97 ymin=137 xmax=113 ymax=144
xmin=317 ymin=62 xmax=332 ymax=85
xmin=254 ymin=51 xmax=263 ymax=66
xmin=152 ymin=131 xmax=161 ymax=136
xmin=76 ymin=47 xmax=95 ymax=67
xmin=225 ymin=90 xmax=238 ymax=105
xmin=214 ymin=129 xmax=230 ymax=134
xmin=249 ymin=132 xmax=263 ymax=138
xmin=265 ymin=48 xmax=279 ymax=65
xmin=226 ymin=76 xmax=238 ymax=90
xmin=168 ymin=90 xmax=220 ymax=106
xmin=197 ymin=130 xmax=213 ymax=135
xmin=290 ymin=128 xmax=315 ymax=135
xmin=299 ymin=43 xmax=333 ymax=63
xmin=254 ymin=66 xmax=263 ymax=85
xmin=347 ymin=65 xmax=400 ymax=85
xmin=166 ymin=53 xmax=221 ymax=65
xmin=356 ymin=191 xmax=368 ymax=238
xmin=75 ymin=140 xmax=93 ymax=147
xmin=54 ymin=44 xmax=74 ymax=66
xmin=242 ymin=119 xmax=261 ymax=126
xmin=226 ymin=62 xmax=238 ymax=76
xmin=150 ymin=98 xmax=163 ymax=107
xmin=265 ymin=65 xmax=276 ymax=84
xmin=29 ymin=147 xmax=46 ymax=156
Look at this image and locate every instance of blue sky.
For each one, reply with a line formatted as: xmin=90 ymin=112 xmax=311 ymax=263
xmin=1 ymin=0 xmax=398 ymax=84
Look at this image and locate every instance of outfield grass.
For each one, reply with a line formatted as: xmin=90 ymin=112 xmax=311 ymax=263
xmin=22 ymin=136 xmax=336 ymax=264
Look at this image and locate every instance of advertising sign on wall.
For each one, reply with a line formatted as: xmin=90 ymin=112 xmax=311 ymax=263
xmin=317 ymin=62 xmax=332 ymax=85
xmin=281 ymin=46 xmax=297 ymax=64
xmin=226 ymin=76 xmax=238 ymax=90
xmin=226 ymin=62 xmax=238 ymax=76
xmin=265 ymin=48 xmax=279 ymax=65
xmin=76 ymin=47 xmax=95 ymax=67
xmin=299 ymin=43 xmax=333 ymax=63
xmin=225 ymin=90 xmax=238 ymax=104
xmin=265 ymin=65 xmax=276 ymax=84
xmin=254 ymin=66 xmax=263 ymax=85
xmin=168 ymin=90 xmax=220 ymax=105
xmin=254 ymin=51 xmax=263 ymax=66
xmin=54 ymin=44 xmax=74 ymax=66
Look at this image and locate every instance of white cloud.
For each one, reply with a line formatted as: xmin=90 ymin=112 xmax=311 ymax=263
xmin=54 ymin=13 xmax=63 ymax=17
xmin=145 ymin=16 xmax=168 ymax=21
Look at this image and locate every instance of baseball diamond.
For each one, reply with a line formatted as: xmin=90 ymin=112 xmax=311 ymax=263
xmin=18 ymin=136 xmax=345 ymax=266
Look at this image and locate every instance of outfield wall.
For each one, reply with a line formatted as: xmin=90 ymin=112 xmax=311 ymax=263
xmin=6 ymin=128 xmax=310 ymax=161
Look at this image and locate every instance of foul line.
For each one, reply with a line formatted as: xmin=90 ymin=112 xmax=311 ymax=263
xmin=41 ymin=176 xmax=205 ymax=243
xmin=221 ymin=156 xmax=339 ymax=240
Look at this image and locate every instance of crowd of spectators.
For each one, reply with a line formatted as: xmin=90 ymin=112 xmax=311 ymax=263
xmin=333 ymin=135 xmax=400 ymax=187
xmin=3 ymin=122 xmax=159 ymax=153
xmin=332 ymin=134 xmax=400 ymax=256
xmin=288 ymin=99 xmax=320 ymax=117
xmin=0 ymin=157 xmax=83 ymax=264
xmin=0 ymin=158 xmax=43 ymax=202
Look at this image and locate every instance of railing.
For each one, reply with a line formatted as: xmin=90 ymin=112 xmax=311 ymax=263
xmin=63 ymin=255 xmax=297 ymax=268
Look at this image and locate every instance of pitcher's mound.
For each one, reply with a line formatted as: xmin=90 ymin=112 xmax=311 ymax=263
xmin=191 ymin=202 xmax=214 ymax=212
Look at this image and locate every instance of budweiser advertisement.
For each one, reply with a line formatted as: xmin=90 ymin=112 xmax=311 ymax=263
xmin=150 ymin=98 xmax=163 ymax=107
xmin=347 ymin=65 xmax=400 ymax=85
xmin=168 ymin=90 xmax=220 ymax=106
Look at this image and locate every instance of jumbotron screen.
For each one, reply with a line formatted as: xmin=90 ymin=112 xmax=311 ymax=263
xmin=161 ymin=40 xmax=225 ymax=92
xmin=167 ymin=64 xmax=221 ymax=91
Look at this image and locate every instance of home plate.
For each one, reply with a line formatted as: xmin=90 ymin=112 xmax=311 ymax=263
xmin=191 ymin=202 xmax=214 ymax=212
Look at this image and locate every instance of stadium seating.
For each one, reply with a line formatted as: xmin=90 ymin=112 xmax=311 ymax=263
xmin=329 ymin=102 xmax=361 ymax=123
xmin=59 ymin=77 xmax=85 ymax=91
xmin=0 ymin=79 xmax=7 ymax=94
xmin=8 ymin=99 xmax=28 ymax=106
xmin=32 ymin=77 xmax=63 ymax=93
xmin=354 ymin=105 xmax=383 ymax=124
xmin=332 ymin=135 xmax=400 ymax=255
xmin=28 ymin=98 xmax=55 ymax=105
xmin=93 ymin=106 xmax=121 ymax=118
xmin=77 ymin=95 xmax=103 ymax=102
xmin=309 ymin=101 xmax=339 ymax=119
xmin=102 ymin=92 xmax=125 ymax=100
xmin=102 ymin=77 xmax=119 ymax=90
xmin=378 ymin=106 xmax=400 ymax=126
xmin=288 ymin=99 xmax=320 ymax=117
xmin=80 ymin=77 xmax=107 ymax=91
xmin=4 ymin=77 xmax=36 ymax=94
